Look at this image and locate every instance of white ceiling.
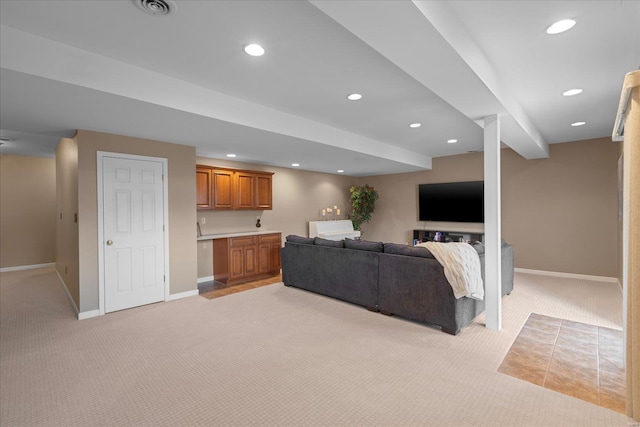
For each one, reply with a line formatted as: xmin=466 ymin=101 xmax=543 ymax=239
xmin=0 ymin=0 xmax=637 ymax=176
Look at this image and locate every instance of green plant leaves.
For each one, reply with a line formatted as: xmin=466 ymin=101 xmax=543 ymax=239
xmin=348 ymin=185 xmax=379 ymax=231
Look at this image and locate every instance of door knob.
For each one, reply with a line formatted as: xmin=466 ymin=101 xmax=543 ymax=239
xmin=106 ymin=240 xmax=113 ymax=246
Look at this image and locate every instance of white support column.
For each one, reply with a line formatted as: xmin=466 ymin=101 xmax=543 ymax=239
xmin=484 ymin=114 xmax=502 ymax=331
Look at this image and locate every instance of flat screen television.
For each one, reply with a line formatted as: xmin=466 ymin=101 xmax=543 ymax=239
xmin=418 ymin=181 xmax=484 ymax=223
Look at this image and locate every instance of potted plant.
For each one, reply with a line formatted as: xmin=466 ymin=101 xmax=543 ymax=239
xmin=348 ymin=185 xmax=379 ymax=231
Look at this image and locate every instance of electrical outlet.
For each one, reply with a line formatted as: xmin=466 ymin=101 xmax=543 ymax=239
xmin=201 ymin=217 xmax=206 ymax=224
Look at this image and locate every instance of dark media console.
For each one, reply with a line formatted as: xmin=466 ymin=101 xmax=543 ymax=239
xmin=413 ymin=229 xmax=483 ymax=245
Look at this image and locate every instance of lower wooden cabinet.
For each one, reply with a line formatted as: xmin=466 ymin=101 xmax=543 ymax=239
xmin=258 ymin=233 xmax=281 ymax=274
xmin=228 ymin=236 xmax=258 ymax=282
xmin=213 ymin=233 xmax=281 ymax=285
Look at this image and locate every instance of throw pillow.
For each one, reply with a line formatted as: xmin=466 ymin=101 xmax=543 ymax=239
xmin=345 ymin=238 xmax=383 ymax=253
xmin=286 ymin=235 xmax=314 ymax=245
xmin=472 ymin=242 xmax=485 ymax=254
xmin=383 ymin=243 xmax=434 ymax=258
xmin=314 ymin=237 xmax=345 ymax=248
xmin=472 ymin=239 xmax=509 ymax=254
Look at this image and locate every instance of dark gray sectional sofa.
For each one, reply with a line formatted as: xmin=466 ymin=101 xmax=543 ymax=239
xmin=280 ymin=236 xmax=514 ymax=335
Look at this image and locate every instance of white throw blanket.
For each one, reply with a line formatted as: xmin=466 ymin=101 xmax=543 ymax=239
xmin=417 ymin=242 xmax=484 ymax=300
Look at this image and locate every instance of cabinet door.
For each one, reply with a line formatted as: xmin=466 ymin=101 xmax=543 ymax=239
xmin=229 ymin=246 xmax=245 ymax=281
xmin=270 ymin=241 xmax=281 ymax=271
xmin=255 ymin=174 xmax=273 ymax=210
xmin=228 ymin=236 xmax=257 ymax=282
xmin=212 ymin=170 xmax=234 ymax=210
xmin=258 ymin=243 xmax=272 ymax=273
xmin=196 ymin=166 xmax=212 ymax=210
xmin=244 ymin=245 xmax=258 ymax=276
xmin=234 ymin=172 xmax=255 ymax=209
xmin=258 ymin=233 xmax=281 ymax=273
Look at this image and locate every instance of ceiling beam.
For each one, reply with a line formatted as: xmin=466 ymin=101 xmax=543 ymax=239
xmin=0 ymin=25 xmax=433 ymax=170
xmin=311 ymin=0 xmax=549 ymax=159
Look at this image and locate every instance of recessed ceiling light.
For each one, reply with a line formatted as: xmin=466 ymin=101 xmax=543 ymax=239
xmin=226 ymin=153 xmax=237 ymax=158
xmin=244 ymin=44 xmax=265 ymax=57
xmin=447 ymin=139 xmax=458 ymax=144
xmin=546 ymin=19 xmax=576 ymax=35
xmin=562 ymin=88 xmax=583 ymax=96
xmin=346 ymin=93 xmax=362 ymax=101
xmin=409 ymin=123 xmax=421 ymax=128
xmin=337 ymin=170 xmax=344 ymax=173
xmin=291 ymin=163 xmax=300 ymax=167
xmin=571 ymin=121 xmax=586 ymax=127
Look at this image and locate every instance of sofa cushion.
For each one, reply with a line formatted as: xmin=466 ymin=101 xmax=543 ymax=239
xmin=314 ymin=237 xmax=345 ymax=248
xmin=345 ymin=238 xmax=384 ymax=253
xmin=286 ymin=235 xmax=314 ymax=245
xmin=383 ymin=243 xmax=434 ymax=258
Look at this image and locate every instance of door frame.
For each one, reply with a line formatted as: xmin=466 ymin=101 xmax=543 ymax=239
xmin=96 ymin=151 xmax=170 ymax=316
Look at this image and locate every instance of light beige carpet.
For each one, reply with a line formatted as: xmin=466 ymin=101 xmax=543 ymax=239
xmin=0 ymin=267 xmax=632 ymax=426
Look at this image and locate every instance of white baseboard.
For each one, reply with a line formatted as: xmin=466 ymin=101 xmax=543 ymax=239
xmin=515 ymin=268 xmax=619 ymax=284
xmin=56 ymin=269 xmax=198 ymax=316
xmin=197 ymin=276 xmax=214 ymax=284
xmin=0 ymin=262 xmax=55 ymax=273
xmin=78 ymin=310 xmax=100 ymax=320
xmin=55 ymin=269 xmax=102 ymax=320
xmin=168 ymin=289 xmax=199 ymax=301
xmin=55 ymin=269 xmax=80 ymax=318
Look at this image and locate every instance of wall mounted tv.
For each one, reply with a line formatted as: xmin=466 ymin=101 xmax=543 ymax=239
xmin=418 ymin=181 xmax=484 ymax=223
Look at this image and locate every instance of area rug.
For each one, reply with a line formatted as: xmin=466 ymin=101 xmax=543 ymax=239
xmin=498 ymin=313 xmax=625 ymax=413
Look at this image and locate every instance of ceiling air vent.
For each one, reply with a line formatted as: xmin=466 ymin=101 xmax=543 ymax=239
xmin=134 ymin=0 xmax=177 ymax=16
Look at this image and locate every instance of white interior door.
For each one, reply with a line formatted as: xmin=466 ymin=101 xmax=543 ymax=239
xmin=102 ymin=156 xmax=165 ymax=313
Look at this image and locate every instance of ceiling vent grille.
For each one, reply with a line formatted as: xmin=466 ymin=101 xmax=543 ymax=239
xmin=134 ymin=0 xmax=176 ymax=16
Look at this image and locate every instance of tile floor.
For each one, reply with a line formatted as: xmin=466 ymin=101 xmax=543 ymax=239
xmin=498 ymin=313 xmax=625 ymax=413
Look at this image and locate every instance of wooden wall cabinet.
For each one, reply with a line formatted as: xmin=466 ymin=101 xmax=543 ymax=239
xmin=255 ymin=174 xmax=273 ymax=210
xmin=213 ymin=233 xmax=281 ymax=285
xmin=196 ymin=165 xmax=273 ymax=210
xmin=234 ymin=171 xmax=256 ymax=210
xmin=196 ymin=166 xmax=213 ymax=210
xmin=212 ymin=169 xmax=234 ymax=210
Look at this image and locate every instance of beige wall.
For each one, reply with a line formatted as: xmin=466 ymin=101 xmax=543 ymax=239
xmin=4 ymin=130 xmax=615 ymax=309
xmin=359 ymin=137 xmax=620 ymax=278
xmin=55 ymin=139 xmax=79 ymax=306
xmin=75 ymin=130 xmax=197 ymax=312
xmin=0 ymin=154 xmax=56 ymax=269
xmin=502 ymin=138 xmax=618 ymax=277
xmin=196 ymin=156 xmax=354 ymax=278
xmin=356 ymin=152 xmax=485 ymax=244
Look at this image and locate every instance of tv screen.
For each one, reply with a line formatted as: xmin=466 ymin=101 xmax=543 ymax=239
xmin=418 ymin=181 xmax=484 ymax=223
